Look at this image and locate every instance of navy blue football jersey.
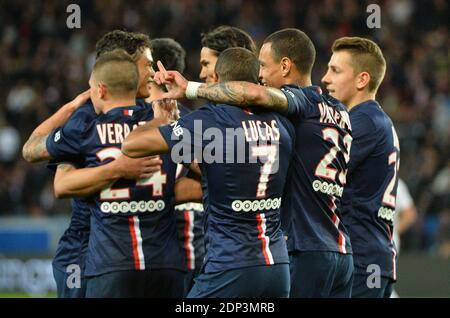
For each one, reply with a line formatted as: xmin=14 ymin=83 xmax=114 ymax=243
xmin=174 ymin=164 xmax=205 ymax=270
xmin=175 ymin=202 xmax=205 ymax=270
xmin=341 ymin=100 xmax=399 ymax=280
xmin=49 ymin=102 xmax=96 ymax=272
xmin=47 ymin=103 xmax=184 ymax=276
xmin=159 ymin=103 xmax=295 ymax=273
xmin=280 ymin=85 xmax=353 ymax=254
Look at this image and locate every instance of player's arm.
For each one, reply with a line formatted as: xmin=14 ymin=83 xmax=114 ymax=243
xmin=22 ymin=90 xmax=90 ymax=163
xmin=122 ymin=119 xmax=170 ymax=158
xmin=188 ymin=161 xmax=201 ymax=177
xmin=53 ymin=155 xmax=162 ymax=198
xmin=397 ymin=205 xmax=418 ymax=235
xmin=197 ymin=82 xmax=289 ymax=113
xmin=175 ymin=176 xmax=203 ymax=204
xmin=154 ymin=61 xmax=289 ymax=112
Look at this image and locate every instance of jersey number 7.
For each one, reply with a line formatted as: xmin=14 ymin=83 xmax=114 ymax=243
xmin=251 ymin=145 xmax=278 ymax=198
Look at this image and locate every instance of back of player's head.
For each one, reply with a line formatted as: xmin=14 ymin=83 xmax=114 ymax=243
xmin=201 ymin=25 xmax=257 ymax=55
xmin=150 ymin=38 xmax=186 ymax=73
xmin=92 ymin=49 xmax=139 ymax=97
xmin=215 ymin=48 xmax=259 ymax=84
xmin=95 ymin=30 xmax=151 ymax=60
xmin=332 ymin=37 xmax=386 ymax=93
xmin=264 ymin=28 xmax=316 ymax=76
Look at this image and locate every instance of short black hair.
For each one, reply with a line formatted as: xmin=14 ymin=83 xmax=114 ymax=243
xmin=215 ymin=48 xmax=259 ymax=83
xmin=264 ymin=28 xmax=316 ymax=75
xmin=201 ymin=25 xmax=257 ymax=55
xmin=95 ymin=30 xmax=151 ymax=60
xmin=150 ymin=38 xmax=186 ymax=73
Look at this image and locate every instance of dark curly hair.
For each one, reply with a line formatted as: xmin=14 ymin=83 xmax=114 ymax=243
xmin=200 ymin=26 xmax=256 ymax=56
xmin=95 ymin=30 xmax=151 ymax=60
xmin=150 ymin=38 xmax=186 ymax=73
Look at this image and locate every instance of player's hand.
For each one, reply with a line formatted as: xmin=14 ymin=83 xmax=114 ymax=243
xmin=153 ymin=61 xmax=188 ymax=99
xmin=115 ymin=154 xmax=162 ymax=180
xmin=70 ymin=89 xmax=91 ymax=110
xmin=152 ymin=98 xmax=180 ymax=123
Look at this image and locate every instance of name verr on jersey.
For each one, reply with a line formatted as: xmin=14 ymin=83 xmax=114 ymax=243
xmin=96 ymin=121 xmax=147 ymax=144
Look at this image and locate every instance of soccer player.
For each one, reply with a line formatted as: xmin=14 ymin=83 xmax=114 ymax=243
xmin=146 ymin=37 xmax=205 ymax=296
xmin=153 ymin=28 xmax=354 ymax=298
xmin=22 ymin=30 xmax=165 ymax=297
xmin=199 ymin=25 xmax=257 ymax=84
xmin=321 ymin=37 xmax=400 ymax=297
xmin=123 ymin=47 xmax=295 ymax=298
xmin=49 ymin=49 xmax=185 ymax=297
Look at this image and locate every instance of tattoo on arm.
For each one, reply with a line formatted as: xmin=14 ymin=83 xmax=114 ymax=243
xmin=197 ymin=82 xmax=251 ymax=106
xmin=198 ymin=82 xmax=252 ymax=106
xmin=23 ymin=134 xmax=52 ymax=162
xmin=264 ymin=87 xmax=289 ymax=111
xmin=197 ymin=82 xmax=288 ymax=111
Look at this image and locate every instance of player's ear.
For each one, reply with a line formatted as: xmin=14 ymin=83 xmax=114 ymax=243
xmin=280 ymin=57 xmax=292 ymax=77
xmin=356 ymin=71 xmax=371 ymax=91
xmin=212 ymin=71 xmax=219 ymax=83
xmin=98 ymin=83 xmax=107 ymax=99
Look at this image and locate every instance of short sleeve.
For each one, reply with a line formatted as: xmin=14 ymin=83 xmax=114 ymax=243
xmin=280 ymin=85 xmax=309 ymax=118
xmin=158 ymin=106 xmax=217 ymax=164
xmin=46 ymin=112 xmax=88 ymax=161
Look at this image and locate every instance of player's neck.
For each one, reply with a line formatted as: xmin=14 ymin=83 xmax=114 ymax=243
xmin=101 ymin=98 xmax=137 ymax=114
xmin=346 ymin=91 xmax=377 ymax=111
xmin=285 ymin=75 xmax=312 ymax=88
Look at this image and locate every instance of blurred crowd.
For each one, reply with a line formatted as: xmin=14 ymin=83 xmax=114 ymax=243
xmin=0 ymin=0 xmax=448 ymax=255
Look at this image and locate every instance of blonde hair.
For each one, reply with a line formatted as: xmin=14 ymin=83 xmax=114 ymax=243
xmin=332 ymin=37 xmax=386 ymax=93
xmin=92 ymin=49 xmax=139 ymax=97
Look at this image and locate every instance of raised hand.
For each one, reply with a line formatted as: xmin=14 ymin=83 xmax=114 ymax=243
xmin=153 ymin=61 xmax=189 ymax=99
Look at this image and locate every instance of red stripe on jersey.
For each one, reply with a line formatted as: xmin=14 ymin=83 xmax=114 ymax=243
xmin=256 ymin=213 xmax=271 ymax=265
xmin=386 ymin=223 xmax=397 ymax=280
xmin=242 ymin=107 xmax=253 ymax=115
xmin=331 ymin=210 xmax=346 ymax=254
xmin=338 ymin=231 xmax=344 ymax=253
xmin=183 ymin=210 xmax=193 ymax=269
xmin=128 ymin=216 xmax=140 ymax=270
xmin=386 ymin=223 xmax=393 ymax=241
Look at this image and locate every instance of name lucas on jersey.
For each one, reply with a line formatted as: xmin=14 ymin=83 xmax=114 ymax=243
xmin=96 ymin=121 xmax=146 ymax=145
xmin=241 ymin=120 xmax=280 ymax=142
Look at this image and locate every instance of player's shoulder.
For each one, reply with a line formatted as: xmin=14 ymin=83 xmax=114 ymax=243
xmin=281 ymin=85 xmax=323 ymax=103
xmin=72 ymin=101 xmax=97 ymax=121
xmin=177 ymin=102 xmax=191 ymax=117
xmin=62 ymin=101 xmax=97 ymax=134
xmin=192 ymin=103 xmax=227 ymax=119
xmin=351 ymin=100 xmax=393 ymax=130
xmin=322 ymin=92 xmax=348 ymax=112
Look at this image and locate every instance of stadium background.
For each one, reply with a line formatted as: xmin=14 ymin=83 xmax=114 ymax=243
xmin=0 ymin=0 xmax=448 ymax=297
